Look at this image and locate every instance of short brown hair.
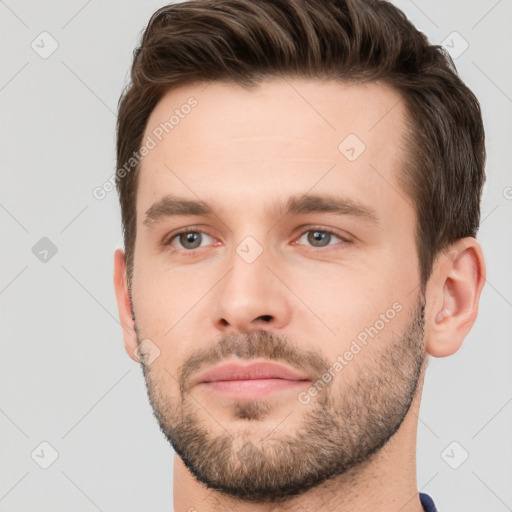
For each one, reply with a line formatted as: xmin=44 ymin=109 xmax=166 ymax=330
xmin=116 ymin=0 xmax=485 ymax=291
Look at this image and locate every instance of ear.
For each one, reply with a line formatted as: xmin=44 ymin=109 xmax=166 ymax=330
xmin=113 ymin=248 xmax=139 ymax=362
xmin=424 ymin=237 xmax=486 ymax=357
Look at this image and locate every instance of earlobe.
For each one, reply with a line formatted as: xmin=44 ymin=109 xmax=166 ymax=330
xmin=425 ymin=238 xmax=486 ymax=358
xmin=113 ymin=248 xmax=140 ymax=362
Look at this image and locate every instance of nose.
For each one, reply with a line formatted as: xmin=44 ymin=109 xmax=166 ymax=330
xmin=212 ymin=244 xmax=292 ymax=333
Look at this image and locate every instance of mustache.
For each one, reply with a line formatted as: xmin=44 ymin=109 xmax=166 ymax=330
xmin=178 ymin=329 xmax=330 ymax=395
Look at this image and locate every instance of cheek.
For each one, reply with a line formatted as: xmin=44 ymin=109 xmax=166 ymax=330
xmin=286 ymin=259 xmax=410 ymax=361
xmin=131 ymin=265 xmax=214 ymax=369
xmin=131 ymin=266 xmax=184 ymax=344
xmin=289 ymin=259 xmax=395 ymax=320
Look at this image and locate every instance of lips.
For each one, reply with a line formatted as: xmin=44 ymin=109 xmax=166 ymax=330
xmin=193 ymin=360 xmax=310 ymax=386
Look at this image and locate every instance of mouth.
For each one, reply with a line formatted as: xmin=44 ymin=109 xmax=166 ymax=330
xmin=193 ymin=360 xmax=311 ymax=398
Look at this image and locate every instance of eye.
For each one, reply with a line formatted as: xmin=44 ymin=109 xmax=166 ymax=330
xmin=294 ymin=228 xmax=349 ymax=248
xmin=166 ymin=229 xmax=215 ymax=251
xmin=163 ymin=226 xmax=350 ymax=254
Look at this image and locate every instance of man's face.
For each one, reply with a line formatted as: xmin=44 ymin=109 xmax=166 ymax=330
xmin=129 ymin=79 xmax=427 ymax=501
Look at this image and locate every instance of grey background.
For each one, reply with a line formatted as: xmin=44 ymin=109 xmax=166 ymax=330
xmin=0 ymin=0 xmax=511 ymax=511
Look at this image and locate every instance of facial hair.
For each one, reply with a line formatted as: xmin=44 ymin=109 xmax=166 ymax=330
xmin=134 ymin=296 xmax=427 ymax=503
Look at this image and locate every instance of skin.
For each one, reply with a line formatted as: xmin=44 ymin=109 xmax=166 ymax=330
xmin=113 ymin=78 xmax=486 ymax=511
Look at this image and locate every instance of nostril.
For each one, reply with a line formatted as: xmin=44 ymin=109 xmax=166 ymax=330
xmin=259 ymin=315 xmax=273 ymax=322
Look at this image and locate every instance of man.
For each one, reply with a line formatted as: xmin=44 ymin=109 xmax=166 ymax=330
xmin=113 ymin=0 xmax=486 ymax=510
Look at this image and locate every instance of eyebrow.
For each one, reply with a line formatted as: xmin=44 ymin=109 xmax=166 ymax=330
xmin=143 ymin=193 xmax=379 ymax=228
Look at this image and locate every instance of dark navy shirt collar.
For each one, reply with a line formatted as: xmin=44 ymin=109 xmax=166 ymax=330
xmin=420 ymin=492 xmax=438 ymax=512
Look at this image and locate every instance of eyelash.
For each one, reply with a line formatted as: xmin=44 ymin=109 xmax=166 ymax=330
xmin=162 ymin=226 xmax=351 ymax=255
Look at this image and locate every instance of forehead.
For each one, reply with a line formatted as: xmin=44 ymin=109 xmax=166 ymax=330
xmin=143 ymin=78 xmax=406 ymax=153
xmin=137 ymin=78 xmax=412 ymax=225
